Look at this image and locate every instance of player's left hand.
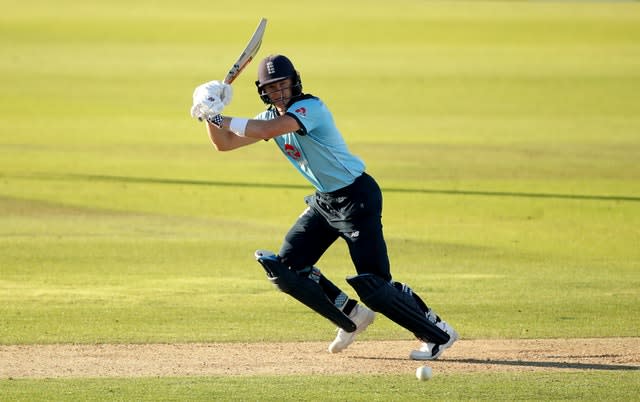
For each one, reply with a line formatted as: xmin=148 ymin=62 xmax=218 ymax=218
xmin=190 ymin=97 xmax=224 ymax=121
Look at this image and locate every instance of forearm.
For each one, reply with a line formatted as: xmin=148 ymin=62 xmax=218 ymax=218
xmin=215 ymin=116 xmax=282 ymax=140
xmin=219 ymin=115 xmax=299 ymax=140
xmin=205 ymin=113 xmax=299 ymax=150
xmin=206 ymin=121 xmax=259 ymax=151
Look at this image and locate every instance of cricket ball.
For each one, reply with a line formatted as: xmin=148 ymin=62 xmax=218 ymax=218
xmin=416 ymin=365 xmax=433 ymax=381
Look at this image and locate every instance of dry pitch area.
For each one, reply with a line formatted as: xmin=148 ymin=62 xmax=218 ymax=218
xmin=1 ymin=338 xmax=638 ymax=378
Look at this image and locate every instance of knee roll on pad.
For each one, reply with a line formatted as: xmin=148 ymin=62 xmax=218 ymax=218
xmin=256 ymin=252 xmax=356 ymax=332
xmin=346 ymin=273 xmax=449 ymax=344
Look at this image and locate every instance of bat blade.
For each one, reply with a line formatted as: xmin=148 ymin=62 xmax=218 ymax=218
xmin=223 ymin=18 xmax=267 ymax=85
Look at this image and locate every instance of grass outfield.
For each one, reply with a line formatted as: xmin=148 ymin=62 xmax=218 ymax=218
xmin=1 ymin=0 xmax=639 ymax=400
xmin=1 ymin=373 xmax=639 ymax=402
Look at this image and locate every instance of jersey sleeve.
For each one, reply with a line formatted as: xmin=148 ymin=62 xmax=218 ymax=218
xmin=285 ymin=97 xmax=323 ymax=136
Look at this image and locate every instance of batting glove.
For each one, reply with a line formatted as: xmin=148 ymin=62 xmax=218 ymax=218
xmin=190 ymin=97 xmax=224 ymax=122
xmin=193 ymin=80 xmax=233 ymax=107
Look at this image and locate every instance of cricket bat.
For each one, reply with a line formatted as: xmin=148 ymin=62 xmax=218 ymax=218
xmin=223 ymin=18 xmax=268 ymax=85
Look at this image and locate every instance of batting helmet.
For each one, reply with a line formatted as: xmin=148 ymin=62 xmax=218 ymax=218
xmin=255 ymin=54 xmax=303 ymax=105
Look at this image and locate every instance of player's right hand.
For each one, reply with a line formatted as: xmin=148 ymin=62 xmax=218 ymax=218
xmin=193 ymin=80 xmax=233 ymax=106
xmin=190 ymin=98 xmax=223 ymax=121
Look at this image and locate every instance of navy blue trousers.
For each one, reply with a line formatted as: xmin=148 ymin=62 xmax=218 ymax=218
xmin=278 ymin=173 xmax=392 ymax=289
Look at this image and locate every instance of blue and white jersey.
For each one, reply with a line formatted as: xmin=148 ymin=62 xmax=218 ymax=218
xmin=255 ymin=95 xmax=365 ymax=193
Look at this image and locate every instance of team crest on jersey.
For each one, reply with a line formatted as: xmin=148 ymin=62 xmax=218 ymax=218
xmin=284 ymin=143 xmax=301 ymax=160
xmin=295 ymin=107 xmax=307 ymax=116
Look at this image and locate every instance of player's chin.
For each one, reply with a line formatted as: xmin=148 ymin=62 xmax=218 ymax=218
xmin=272 ymin=99 xmax=287 ymax=109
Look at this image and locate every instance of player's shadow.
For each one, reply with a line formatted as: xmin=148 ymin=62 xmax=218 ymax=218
xmin=24 ymin=174 xmax=640 ymax=203
xmin=446 ymin=358 xmax=640 ymax=371
xmin=352 ymin=356 xmax=639 ymax=371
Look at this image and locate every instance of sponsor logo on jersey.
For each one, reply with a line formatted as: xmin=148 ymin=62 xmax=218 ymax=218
xmin=295 ymin=107 xmax=307 ymax=116
xmin=284 ymin=143 xmax=301 ymax=160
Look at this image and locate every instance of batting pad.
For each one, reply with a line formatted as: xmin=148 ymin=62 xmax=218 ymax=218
xmin=257 ymin=253 xmax=357 ymax=332
xmin=347 ymin=273 xmax=449 ymax=344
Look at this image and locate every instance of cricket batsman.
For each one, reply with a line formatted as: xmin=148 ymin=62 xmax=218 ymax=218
xmin=190 ymin=54 xmax=458 ymax=360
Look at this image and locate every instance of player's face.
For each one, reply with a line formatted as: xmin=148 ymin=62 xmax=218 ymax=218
xmin=263 ymin=79 xmax=294 ymax=111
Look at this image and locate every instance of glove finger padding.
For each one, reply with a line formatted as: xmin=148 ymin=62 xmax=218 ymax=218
xmin=219 ymin=83 xmax=233 ymax=105
xmin=203 ymin=97 xmax=225 ymax=115
xmin=190 ymin=104 xmax=202 ymax=119
xmin=190 ymin=97 xmax=225 ymax=120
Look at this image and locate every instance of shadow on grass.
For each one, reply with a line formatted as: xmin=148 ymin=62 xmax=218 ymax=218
xmin=352 ymin=356 xmax=639 ymax=371
xmin=11 ymin=173 xmax=640 ymax=203
xmin=447 ymin=358 xmax=640 ymax=372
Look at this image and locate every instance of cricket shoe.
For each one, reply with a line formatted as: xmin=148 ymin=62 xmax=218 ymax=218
xmin=409 ymin=320 xmax=459 ymax=361
xmin=328 ymin=304 xmax=375 ymax=353
xmin=255 ymin=249 xmax=277 ymax=260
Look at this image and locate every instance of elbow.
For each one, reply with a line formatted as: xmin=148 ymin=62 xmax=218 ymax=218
xmin=256 ymin=132 xmax=273 ymax=141
xmin=207 ymin=131 xmax=235 ymax=151
xmin=255 ymin=127 xmax=279 ymax=140
xmin=249 ymin=120 xmax=281 ymax=140
xmin=210 ymin=141 xmax=234 ymax=152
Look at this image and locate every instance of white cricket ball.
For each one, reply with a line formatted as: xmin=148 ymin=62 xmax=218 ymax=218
xmin=416 ymin=365 xmax=433 ymax=381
